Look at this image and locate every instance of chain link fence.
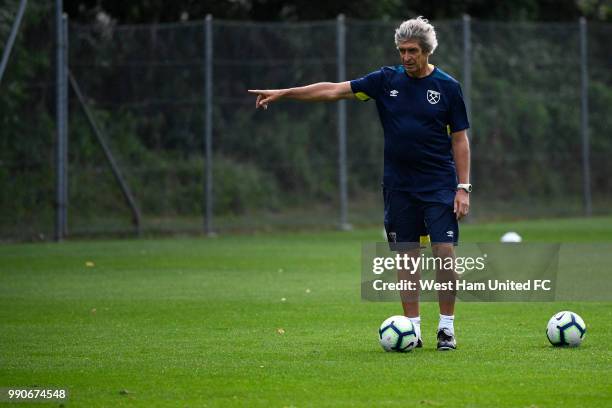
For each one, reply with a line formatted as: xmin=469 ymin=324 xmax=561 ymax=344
xmin=1 ymin=8 xmax=611 ymax=240
xmin=0 ymin=1 xmax=56 ymax=240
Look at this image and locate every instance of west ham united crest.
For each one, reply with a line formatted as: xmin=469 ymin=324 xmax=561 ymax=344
xmin=426 ymin=89 xmax=440 ymax=104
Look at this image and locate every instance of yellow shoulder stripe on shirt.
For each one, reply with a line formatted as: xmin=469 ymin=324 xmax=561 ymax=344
xmin=355 ymin=91 xmax=371 ymax=101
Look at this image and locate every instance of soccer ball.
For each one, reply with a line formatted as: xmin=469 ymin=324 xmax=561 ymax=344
xmin=379 ymin=315 xmax=418 ymax=352
xmin=546 ymin=311 xmax=586 ymax=347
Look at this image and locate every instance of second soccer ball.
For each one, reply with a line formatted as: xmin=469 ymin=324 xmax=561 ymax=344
xmin=546 ymin=311 xmax=586 ymax=347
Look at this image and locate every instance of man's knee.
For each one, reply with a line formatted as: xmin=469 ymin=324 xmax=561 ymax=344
xmin=432 ymin=243 xmax=454 ymax=259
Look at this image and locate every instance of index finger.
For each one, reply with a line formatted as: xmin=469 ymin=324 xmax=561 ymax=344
xmin=248 ymin=89 xmax=264 ymax=94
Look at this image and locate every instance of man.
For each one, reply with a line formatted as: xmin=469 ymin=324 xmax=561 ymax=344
xmin=248 ymin=16 xmax=471 ymax=350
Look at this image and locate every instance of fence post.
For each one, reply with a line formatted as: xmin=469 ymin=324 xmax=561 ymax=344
xmin=55 ymin=0 xmax=68 ymax=241
xmin=579 ymin=17 xmax=592 ymax=216
xmin=337 ymin=14 xmax=351 ymax=231
xmin=0 ymin=0 xmax=28 ymax=85
xmin=462 ymin=14 xmax=472 ymax=122
xmin=462 ymin=14 xmax=474 ymax=221
xmin=62 ymin=13 xmax=69 ymax=237
xmin=204 ymin=14 xmax=215 ymax=235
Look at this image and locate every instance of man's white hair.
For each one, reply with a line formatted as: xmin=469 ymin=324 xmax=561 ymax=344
xmin=394 ymin=16 xmax=438 ymax=55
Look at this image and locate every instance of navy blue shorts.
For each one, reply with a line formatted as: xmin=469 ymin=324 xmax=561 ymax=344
xmin=383 ymin=188 xmax=458 ymax=249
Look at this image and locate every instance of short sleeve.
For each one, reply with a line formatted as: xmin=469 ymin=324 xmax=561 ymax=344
xmin=350 ymin=69 xmax=385 ymax=101
xmin=449 ymin=83 xmax=470 ymax=132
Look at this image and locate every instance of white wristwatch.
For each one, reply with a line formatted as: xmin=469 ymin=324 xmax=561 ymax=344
xmin=457 ymin=183 xmax=472 ymax=193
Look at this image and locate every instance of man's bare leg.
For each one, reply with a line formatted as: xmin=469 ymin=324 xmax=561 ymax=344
xmin=397 ymin=247 xmax=422 ymax=345
xmin=432 ymin=243 xmax=456 ymax=315
xmin=397 ymin=248 xmax=421 ymax=316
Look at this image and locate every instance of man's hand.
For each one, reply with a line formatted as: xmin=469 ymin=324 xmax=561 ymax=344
xmin=454 ymin=189 xmax=469 ymax=220
xmin=248 ymin=89 xmax=285 ymax=110
xmin=451 ymin=130 xmax=470 ymax=220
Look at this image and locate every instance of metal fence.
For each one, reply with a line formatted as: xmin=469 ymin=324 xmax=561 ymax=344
xmin=1 ymin=4 xmax=611 ymax=240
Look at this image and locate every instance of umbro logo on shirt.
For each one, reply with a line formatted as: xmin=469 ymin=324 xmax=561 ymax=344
xmin=390 ymin=90 xmax=399 ymax=97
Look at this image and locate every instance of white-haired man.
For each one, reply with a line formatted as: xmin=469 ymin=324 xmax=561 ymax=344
xmin=249 ymin=16 xmax=470 ymax=350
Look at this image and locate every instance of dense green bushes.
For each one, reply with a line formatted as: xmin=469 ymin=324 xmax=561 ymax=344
xmin=1 ymin=12 xmax=611 ymax=238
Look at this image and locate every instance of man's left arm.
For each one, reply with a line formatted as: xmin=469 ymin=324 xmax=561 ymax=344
xmin=451 ymin=130 xmax=470 ymax=220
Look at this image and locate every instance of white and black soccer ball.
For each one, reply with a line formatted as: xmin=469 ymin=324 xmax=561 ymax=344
xmin=546 ymin=311 xmax=586 ymax=347
xmin=379 ymin=315 xmax=418 ymax=352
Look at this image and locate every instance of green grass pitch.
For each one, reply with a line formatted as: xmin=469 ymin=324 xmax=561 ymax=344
xmin=1 ymin=217 xmax=611 ymax=407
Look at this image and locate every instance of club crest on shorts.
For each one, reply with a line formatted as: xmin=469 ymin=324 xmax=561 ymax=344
xmin=426 ymin=89 xmax=441 ymax=104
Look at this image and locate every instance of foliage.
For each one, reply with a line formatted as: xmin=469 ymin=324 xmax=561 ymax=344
xmin=1 ymin=8 xmax=611 ymax=237
xmin=64 ymin=0 xmax=611 ymax=24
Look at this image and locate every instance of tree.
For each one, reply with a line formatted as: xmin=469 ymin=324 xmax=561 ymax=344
xmin=63 ymin=0 xmax=610 ymax=24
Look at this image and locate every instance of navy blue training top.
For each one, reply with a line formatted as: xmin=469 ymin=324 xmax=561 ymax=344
xmin=350 ymin=66 xmax=469 ymax=192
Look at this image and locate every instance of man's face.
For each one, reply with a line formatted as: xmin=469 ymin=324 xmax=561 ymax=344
xmin=397 ymin=40 xmax=429 ymax=74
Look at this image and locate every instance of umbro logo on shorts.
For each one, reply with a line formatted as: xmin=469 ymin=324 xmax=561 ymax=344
xmin=390 ymin=89 xmax=399 ymax=97
xmin=446 ymin=230 xmax=454 ymax=238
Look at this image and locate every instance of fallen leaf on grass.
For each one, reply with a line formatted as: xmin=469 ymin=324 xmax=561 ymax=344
xmin=419 ymin=400 xmax=441 ymax=406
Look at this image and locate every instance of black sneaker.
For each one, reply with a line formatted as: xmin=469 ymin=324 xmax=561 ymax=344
xmin=416 ymin=338 xmax=423 ymax=348
xmin=436 ymin=328 xmax=456 ymax=350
